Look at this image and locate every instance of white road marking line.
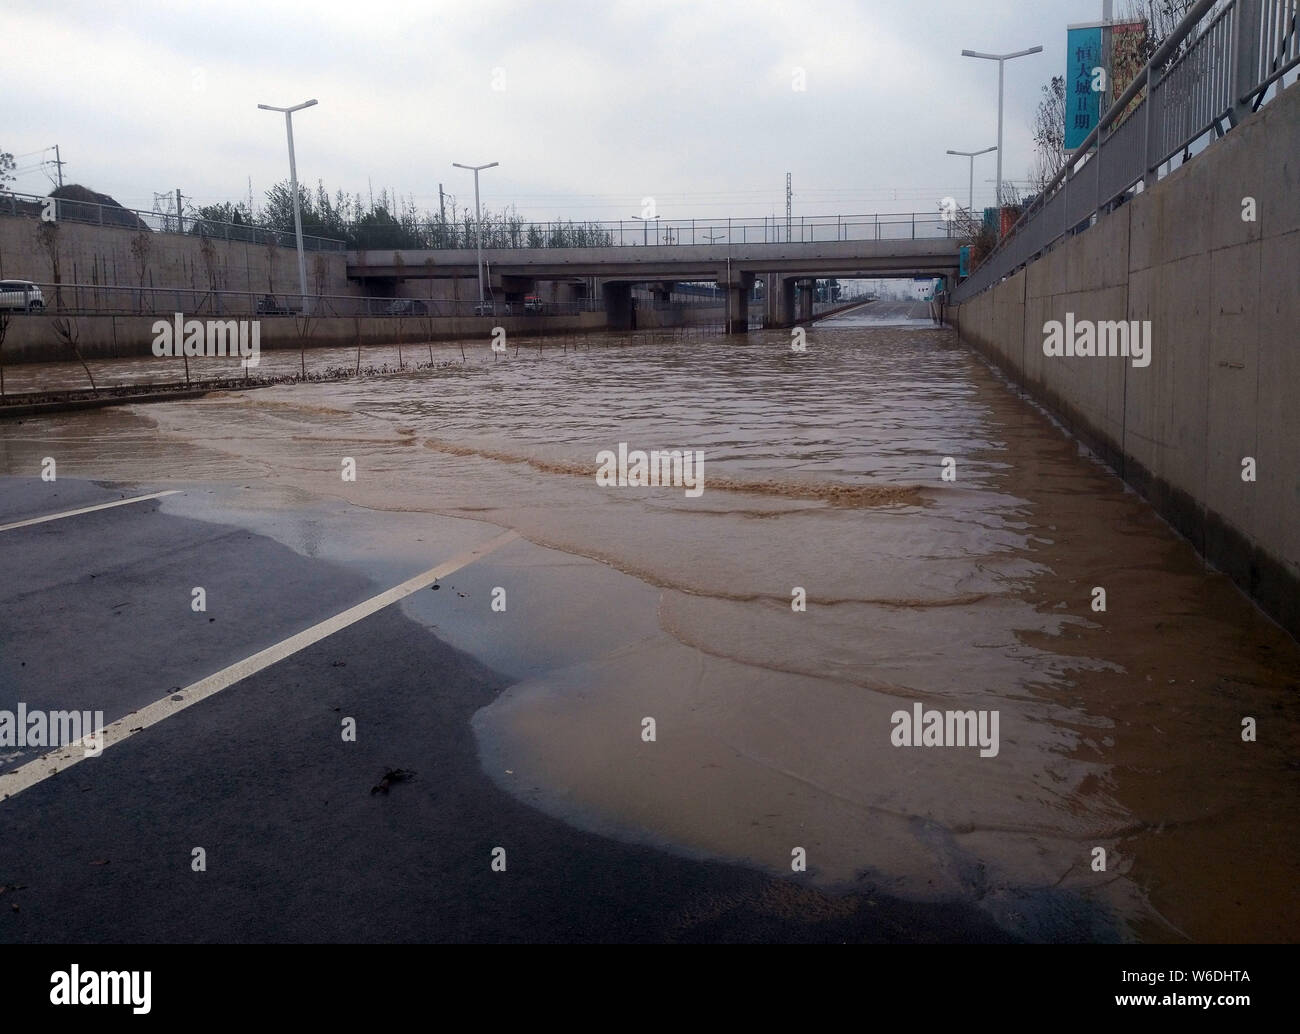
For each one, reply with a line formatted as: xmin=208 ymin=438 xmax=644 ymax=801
xmin=0 ymin=490 xmax=183 ymax=533
xmin=0 ymin=528 xmax=519 ymax=802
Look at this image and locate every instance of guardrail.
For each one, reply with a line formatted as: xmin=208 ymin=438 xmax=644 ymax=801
xmin=0 ymin=191 xmax=347 ymax=252
xmin=350 ymin=212 xmax=959 ymax=250
xmin=952 ymin=0 xmax=1298 ymax=304
xmin=1 ymin=189 xmax=965 ymax=252
xmin=0 ymin=282 xmax=604 ymax=318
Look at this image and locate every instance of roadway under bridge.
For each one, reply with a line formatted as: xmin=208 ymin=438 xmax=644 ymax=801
xmin=347 ymin=238 xmax=962 ymax=332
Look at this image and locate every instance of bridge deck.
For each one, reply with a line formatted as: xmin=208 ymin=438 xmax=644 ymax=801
xmin=348 ymin=238 xmax=961 ymax=280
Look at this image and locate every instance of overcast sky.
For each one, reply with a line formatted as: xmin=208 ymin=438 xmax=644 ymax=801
xmin=4 ymin=0 xmax=1106 ymax=223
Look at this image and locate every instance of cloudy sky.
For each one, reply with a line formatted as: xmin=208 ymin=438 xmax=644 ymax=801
xmin=3 ymin=0 xmax=1104 ymax=224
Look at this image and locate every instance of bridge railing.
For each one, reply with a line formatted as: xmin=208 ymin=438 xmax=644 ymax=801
xmin=350 ymin=212 xmax=958 ymax=251
xmin=952 ymin=0 xmax=1298 ymax=304
xmin=0 ymin=190 xmax=347 ymax=252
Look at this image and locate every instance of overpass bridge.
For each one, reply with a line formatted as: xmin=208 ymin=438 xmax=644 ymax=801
xmin=346 ymin=213 xmax=961 ymax=331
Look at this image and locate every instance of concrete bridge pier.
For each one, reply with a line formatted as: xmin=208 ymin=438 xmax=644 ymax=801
xmin=720 ymin=269 xmax=755 ymax=334
xmin=763 ymin=275 xmax=798 ymax=329
xmin=797 ymin=280 xmax=816 ymax=323
xmin=781 ymin=277 xmax=799 ymax=328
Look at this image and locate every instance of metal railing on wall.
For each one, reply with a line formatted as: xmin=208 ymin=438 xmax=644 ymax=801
xmin=0 ymin=191 xmax=347 ymax=252
xmin=952 ymin=0 xmax=1298 ymax=304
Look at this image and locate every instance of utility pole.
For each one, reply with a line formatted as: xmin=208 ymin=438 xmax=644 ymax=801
xmin=439 ymin=183 xmax=446 ymax=221
xmin=52 ymin=145 xmax=65 ymax=188
xmin=785 ymin=172 xmax=792 ymax=243
xmin=176 ymin=189 xmax=183 ymax=233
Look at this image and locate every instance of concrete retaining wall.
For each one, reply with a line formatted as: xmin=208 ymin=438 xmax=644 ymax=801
xmin=952 ymin=81 xmax=1299 ymax=639
xmin=0 ymin=311 xmax=608 ymax=363
xmin=0 ymin=212 xmax=573 ymax=308
xmin=0 ymin=213 xmax=351 ymax=298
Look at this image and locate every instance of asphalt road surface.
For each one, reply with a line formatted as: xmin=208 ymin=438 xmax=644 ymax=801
xmin=0 ymin=476 xmax=1017 ymax=943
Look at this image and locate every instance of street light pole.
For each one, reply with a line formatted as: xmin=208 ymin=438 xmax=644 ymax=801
xmin=946 ymin=145 xmax=998 ymax=212
xmin=960 ymin=46 xmax=1042 ymax=208
xmin=452 ymin=161 xmax=499 ymax=310
xmin=632 ymin=214 xmax=649 ymax=245
xmin=257 ymin=99 xmax=318 ymax=314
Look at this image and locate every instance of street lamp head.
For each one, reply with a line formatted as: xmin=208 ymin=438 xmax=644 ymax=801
xmin=258 ymin=99 xmax=318 ymax=113
xmin=962 ymin=46 xmax=1043 ymax=61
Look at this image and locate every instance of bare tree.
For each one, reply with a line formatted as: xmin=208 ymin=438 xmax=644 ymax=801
xmin=34 ymin=221 xmax=61 ymax=310
xmin=941 ymin=200 xmax=999 ymax=272
xmin=199 ymin=234 xmax=220 ymax=311
xmin=264 ymin=237 xmax=278 ymax=294
xmin=295 ymin=314 xmax=312 ymax=378
xmin=130 ymin=230 xmax=153 ymax=314
xmin=51 ymin=317 xmax=97 ymax=394
xmin=1120 ymin=0 xmax=1204 ymax=65
xmin=1030 ymin=76 xmax=1068 ymax=192
xmin=0 ymin=311 xmax=9 ymax=397
xmin=312 ymin=254 xmax=328 ymax=305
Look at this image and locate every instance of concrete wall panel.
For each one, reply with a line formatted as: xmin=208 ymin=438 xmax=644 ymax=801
xmin=950 ymin=81 xmax=1300 ymax=639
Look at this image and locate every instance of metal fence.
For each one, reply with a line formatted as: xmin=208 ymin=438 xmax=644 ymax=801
xmin=2 ymin=186 xmax=961 ymax=253
xmin=347 ymin=212 xmax=958 ymax=251
xmin=1 ymin=282 xmax=605 ymax=318
xmin=0 ymin=191 xmax=347 ymax=252
xmin=952 ymin=0 xmax=1298 ymax=303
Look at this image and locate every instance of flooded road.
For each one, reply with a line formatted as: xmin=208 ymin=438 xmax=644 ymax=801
xmin=3 ymin=301 xmax=1297 ymax=942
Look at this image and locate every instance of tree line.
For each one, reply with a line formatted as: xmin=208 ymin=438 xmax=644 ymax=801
xmin=190 ymin=180 xmax=615 ymax=250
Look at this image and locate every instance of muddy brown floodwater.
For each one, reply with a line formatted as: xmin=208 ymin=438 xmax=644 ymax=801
xmin=3 ymin=302 xmax=1297 ymax=942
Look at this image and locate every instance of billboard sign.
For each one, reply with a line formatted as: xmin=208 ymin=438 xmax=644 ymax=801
xmin=1065 ymin=24 xmax=1103 ymax=151
xmin=1110 ymin=21 xmax=1148 ymax=128
xmin=1065 ymin=20 xmax=1149 ymax=151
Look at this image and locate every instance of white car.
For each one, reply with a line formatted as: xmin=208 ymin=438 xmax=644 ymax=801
xmin=0 ymin=280 xmax=44 ymax=312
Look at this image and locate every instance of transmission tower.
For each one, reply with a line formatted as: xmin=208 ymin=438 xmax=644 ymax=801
xmin=152 ymin=191 xmax=177 ymax=232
